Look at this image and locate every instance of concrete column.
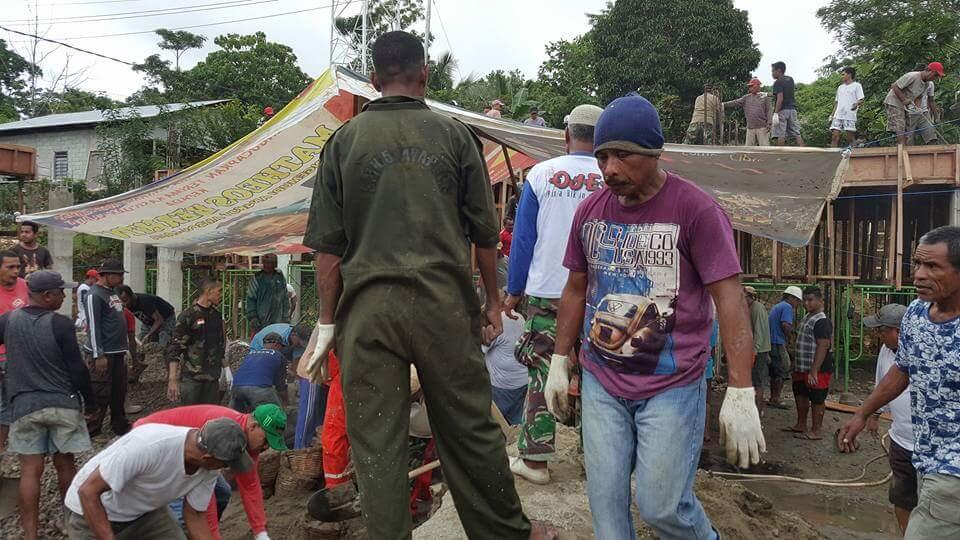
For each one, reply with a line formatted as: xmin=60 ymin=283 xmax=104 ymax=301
xmin=157 ymin=248 xmax=184 ymax=311
xmin=951 ymin=190 xmax=960 ymax=226
xmin=123 ymin=242 xmax=147 ymax=293
xmin=48 ymin=186 xmax=75 ymax=317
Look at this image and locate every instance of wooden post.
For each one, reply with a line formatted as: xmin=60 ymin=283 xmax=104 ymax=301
xmin=498 ymin=181 xmax=508 ymax=227
xmin=827 ymin=201 xmax=836 ymax=278
xmin=896 ymin=148 xmax=905 ymax=289
xmin=846 ymin=199 xmax=855 ymax=277
xmin=772 ymin=240 xmax=782 ymax=282
xmin=501 ymin=145 xmax=518 ymax=192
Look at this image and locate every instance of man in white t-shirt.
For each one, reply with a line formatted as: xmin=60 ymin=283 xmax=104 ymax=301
xmin=74 ymin=270 xmax=98 ymax=330
xmin=862 ymin=303 xmax=914 ymax=534
xmin=483 ymin=308 xmax=528 ymax=425
xmin=64 ymin=418 xmax=252 ymax=539
xmin=830 ymin=67 xmax=865 ymax=147
xmin=503 ymin=103 xmax=604 ymax=484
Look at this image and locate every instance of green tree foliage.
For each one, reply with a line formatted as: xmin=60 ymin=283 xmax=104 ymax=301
xmin=180 ymin=32 xmax=311 ymax=110
xmin=335 ymin=0 xmax=424 ymax=73
xmin=95 ymin=108 xmax=164 ymax=196
xmin=0 ymin=39 xmax=34 ymax=122
xmin=156 ymin=29 xmax=207 ymax=71
xmin=817 ymin=0 xmax=960 ymax=143
xmin=32 ymin=88 xmax=119 ymax=116
xmin=794 ymin=74 xmax=843 ymax=147
xmin=588 ymin=0 xmax=761 ymax=140
xmin=532 ymin=36 xmax=600 ymax=127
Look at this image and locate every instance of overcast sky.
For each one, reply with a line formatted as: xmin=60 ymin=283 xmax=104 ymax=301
xmin=2 ymin=0 xmax=837 ymax=105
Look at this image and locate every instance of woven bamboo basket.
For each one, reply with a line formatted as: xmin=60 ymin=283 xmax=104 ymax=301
xmin=275 ymin=453 xmax=319 ymax=496
xmin=257 ymin=449 xmax=281 ymax=490
xmin=286 ymin=446 xmax=324 ymax=480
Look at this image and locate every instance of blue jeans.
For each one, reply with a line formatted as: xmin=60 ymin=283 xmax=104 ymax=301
xmin=491 ymin=385 xmax=527 ymax=425
xmin=168 ymin=474 xmax=231 ymax=529
xmin=582 ymin=369 xmax=716 ymax=540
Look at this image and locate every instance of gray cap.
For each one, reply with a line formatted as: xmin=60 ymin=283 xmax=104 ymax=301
xmin=198 ymin=418 xmax=253 ymax=472
xmin=567 ymin=104 xmax=603 ymax=127
xmin=863 ymin=304 xmax=908 ymax=329
xmin=27 ymin=270 xmax=77 ymax=293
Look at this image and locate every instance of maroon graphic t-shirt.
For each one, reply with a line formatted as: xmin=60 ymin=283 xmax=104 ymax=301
xmin=563 ymin=172 xmax=741 ymax=400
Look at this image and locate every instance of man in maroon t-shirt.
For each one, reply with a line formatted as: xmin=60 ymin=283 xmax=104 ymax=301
xmin=544 ymin=95 xmax=765 ymax=539
xmin=0 ymin=250 xmax=28 ymax=448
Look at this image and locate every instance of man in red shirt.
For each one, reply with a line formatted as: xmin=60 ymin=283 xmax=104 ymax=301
xmin=0 ymin=249 xmax=29 ymax=448
xmin=134 ymin=403 xmax=288 ymax=540
xmin=499 ymin=216 xmax=514 ymax=258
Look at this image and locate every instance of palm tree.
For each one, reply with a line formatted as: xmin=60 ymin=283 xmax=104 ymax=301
xmin=428 ymin=51 xmax=457 ymax=91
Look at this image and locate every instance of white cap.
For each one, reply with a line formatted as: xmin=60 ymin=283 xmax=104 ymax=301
xmin=567 ymin=104 xmax=603 ymax=127
xmin=784 ymin=286 xmax=803 ymax=301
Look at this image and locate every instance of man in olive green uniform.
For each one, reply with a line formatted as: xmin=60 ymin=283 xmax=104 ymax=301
xmin=167 ymin=278 xmax=226 ymax=405
xmin=244 ymin=253 xmax=290 ymax=336
xmin=303 ymin=31 xmax=537 ymax=539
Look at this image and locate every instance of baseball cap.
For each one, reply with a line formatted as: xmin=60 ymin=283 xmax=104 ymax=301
xmin=748 ymin=78 xmax=762 ymax=86
xmin=27 ymin=270 xmax=77 ymax=292
xmin=863 ymin=304 xmax=908 ymax=329
xmin=491 ymin=99 xmax=505 ymax=107
xmin=262 ymin=332 xmax=284 ymax=345
xmin=85 ymin=269 xmax=99 ymax=279
xmin=567 ymin=104 xmax=603 ymax=128
xmin=252 ymin=404 xmax=288 ymax=451
xmin=783 ymin=286 xmax=803 ymax=301
xmin=927 ymin=62 xmax=945 ymax=78
xmin=198 ymin=418 xmax=253 ymax=472
xmin=743 ymin=285 xmax=757 ymax=295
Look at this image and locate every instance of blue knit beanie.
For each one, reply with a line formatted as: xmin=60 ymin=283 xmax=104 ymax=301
xmin=594 ymin=94 xmax=664 ymax=156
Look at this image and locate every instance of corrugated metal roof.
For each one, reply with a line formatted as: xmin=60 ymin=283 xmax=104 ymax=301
xmin=0 ymin=100 xmax=230 ymax=133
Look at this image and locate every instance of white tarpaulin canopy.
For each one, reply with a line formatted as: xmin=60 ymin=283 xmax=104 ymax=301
xmin=23 ymin=68 xmax=847 ymax=253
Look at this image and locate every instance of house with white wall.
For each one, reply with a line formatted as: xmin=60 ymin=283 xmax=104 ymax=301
xmin=0 ymin=100 xmax=226 ymax=189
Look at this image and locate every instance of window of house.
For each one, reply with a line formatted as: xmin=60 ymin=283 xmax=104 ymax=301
xmin=53 ymin=151 xmax=68 ymax=180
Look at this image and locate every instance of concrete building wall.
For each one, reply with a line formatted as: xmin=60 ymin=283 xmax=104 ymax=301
xmin=0 ymin=128 xmax=99 ymax=183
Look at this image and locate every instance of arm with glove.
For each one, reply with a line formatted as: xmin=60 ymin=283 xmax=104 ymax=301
xmin=543 ymin=271 xmax=588 ymax=422
xmin=301 ymin=252 xmax=340 ymax=381
xmin=710 ymin=277 xmax=766 ymax=468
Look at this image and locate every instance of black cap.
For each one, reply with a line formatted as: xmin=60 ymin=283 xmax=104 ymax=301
xmin=27 ymin=270 xmax=78 ymax=292
xmin=262 ymin=332 xmax=284 ymax=345
xmin=198 ymin=418 xmax=253 ymax=472
xmin=98 ymin=258 xmax=127 ymax=274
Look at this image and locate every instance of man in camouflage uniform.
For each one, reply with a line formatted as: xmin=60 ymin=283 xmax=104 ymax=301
xmin=682 ymin=85 xmax=722 ymax=145
xmin=504 ymin=104 xmax=604 ymax=484
xmin=244 ymin=254 xmax=290 ymax=337
xmin=167 ymin=278 xmax=226 ymax=405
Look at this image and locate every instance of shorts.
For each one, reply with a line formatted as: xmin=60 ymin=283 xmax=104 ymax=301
xmin=772 ymin=109 xmax=801 ymax=139
xmin=751 ymin=351 xmax=770 ymax=388
xmin=791 ymin=371 xmax=831 ymax=404
xmin=769 ymin=344 xmax=790 ymax=381
xmin=8 ymin=407 xmax=91 ymax=455
xmin=905 ymin=473 xmax=960 ymax=538
xmin=830 ymin=117 xmax=857 ymax=132
xmin=0 ymin=362 xmax=8 ymax=425
xmin=885 ymin=104 xmax=907 ymax=133
xmin=888 ymin=439 xmax=918 ymax=510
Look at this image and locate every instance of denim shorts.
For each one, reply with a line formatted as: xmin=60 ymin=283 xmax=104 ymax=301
xmin=8 ymin=407 xmax=91 ymax=455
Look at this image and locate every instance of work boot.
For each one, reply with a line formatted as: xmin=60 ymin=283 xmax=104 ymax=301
xmin=307 ymin=482 xmax=362 ymax=522
xmin=510 ymin=456 xmax=550 ymax=485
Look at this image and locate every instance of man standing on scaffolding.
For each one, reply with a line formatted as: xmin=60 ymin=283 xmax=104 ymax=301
xmin=682 ymin=85 xmax=723 ymax=145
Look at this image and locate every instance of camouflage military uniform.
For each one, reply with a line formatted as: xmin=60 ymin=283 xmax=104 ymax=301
xmin=515 ymin=296 xmax=559 ymax=461
xmin=682 ymin=122 xmax=716 ymax=145
xmin=167 ymin=303 xmax=225 ymax=405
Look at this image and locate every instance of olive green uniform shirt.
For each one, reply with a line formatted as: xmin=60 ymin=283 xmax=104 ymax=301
xmin=303 ymin=95 xmax=499 ymax=313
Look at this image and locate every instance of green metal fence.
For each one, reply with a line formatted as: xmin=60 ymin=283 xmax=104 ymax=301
xmin=841 ymin=284 xmax=917 ymax=391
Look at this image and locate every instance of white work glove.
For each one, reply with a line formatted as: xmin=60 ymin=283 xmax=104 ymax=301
xmin=905 ymin=103 xmax=920 ymax=114
xmin=544 ymin=354 xmax=571 ymax=422
xmin=304 ymin=322 xmax=335 ymax=378
xmin=718 ymin=386 xmax=766 ymax=469
xmin=771 ymin=112 xmax=780 ymax=127
xmin=254 ymin=532 xmax=271 ymax=540
xmin=220 ymin=366 xmax=233 ymax=390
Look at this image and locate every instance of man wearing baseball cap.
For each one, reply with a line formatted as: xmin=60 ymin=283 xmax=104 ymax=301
xmin=135 ymin=403 xmax=288 ymax=540
xmin=504 ymin=103 xmax=604 ymax=485
xmin=486 ymin=99 xmax=505 ymax=118
xmin=856 ymin=304 xmax=915 ymax=533
xmin=767 ymin=285 xmax=803 ymax=408
xmin=884 ymin=62 xmax=945 ymax=145
xmin=81 ymin=258 xmax=132 ymax=436
xmin=1 ymin=270 xmax=92 ymax=540
xmin=723 ymin=78 xmax=772 ymax=146
xmin=547 ymin=94 xmax=763 ymax=538
xmin=65 ymin=417 xmax=250 ymax=539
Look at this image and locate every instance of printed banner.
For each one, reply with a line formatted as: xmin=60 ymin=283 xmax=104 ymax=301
xmin=23 ymin=67 xmax=847 ymax=254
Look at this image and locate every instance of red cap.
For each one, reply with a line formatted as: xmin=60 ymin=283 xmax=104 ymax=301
xmin=85 ymin=269 xmax=99 ymax=279
xmin=263 ymin=106 xmax=274 ymax=116
xmin=748 ymin=78 xmax=762 ymax=86
xmin=927 ymin=62 xmax=945 ymax=77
